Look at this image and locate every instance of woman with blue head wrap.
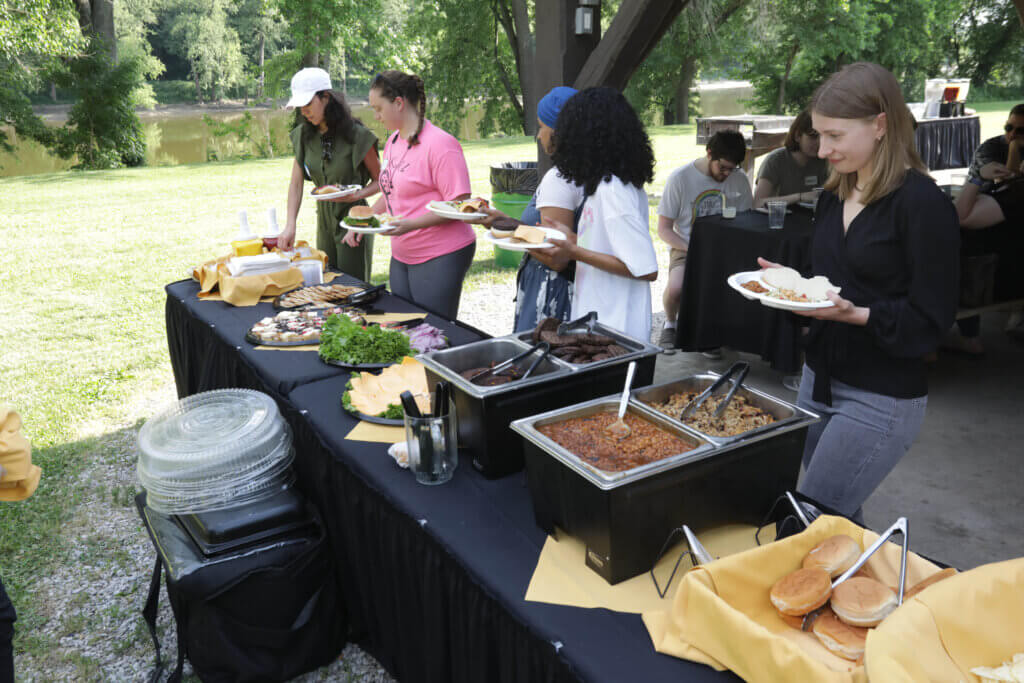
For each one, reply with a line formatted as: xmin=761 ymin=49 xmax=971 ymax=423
xmin=507 ymin=86 xmax=587 ymax=332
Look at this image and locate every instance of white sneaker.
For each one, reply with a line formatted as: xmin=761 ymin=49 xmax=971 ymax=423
xmin=700 ymin=348 xmax=723 ymax=360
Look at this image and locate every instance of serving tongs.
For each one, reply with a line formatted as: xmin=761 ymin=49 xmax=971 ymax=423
xmin=800 ymin=516 xmax=910 ymax=631
xmin=343 ymin=283 xmax=386 ymax=307
xmin=556 ymin=310 xmax=598 ymax=336
xmin=466 ymin=341 xmax=551 ymax=384
xmin=677 ymin=361 xmax=750 ymax=422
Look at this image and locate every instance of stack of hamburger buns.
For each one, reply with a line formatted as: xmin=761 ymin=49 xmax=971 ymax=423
xmin=768 ymin=534 xmax=957 ymax=662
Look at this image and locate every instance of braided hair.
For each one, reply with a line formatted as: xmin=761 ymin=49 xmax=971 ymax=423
xmin=371 ymin=70 xmax=426 ymax=146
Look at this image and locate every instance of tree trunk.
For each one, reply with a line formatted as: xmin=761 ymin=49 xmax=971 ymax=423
xmin=50 ymin=82 xmax=58 ymax=102
xmin=75 ymin=0 xmax=116 ymax=61
xmin=341 ymin=47 xmax=347 ymax=97
xmin=777 ymin=42 xmax=799 ymax=113
xmin=302 ymin=52 xmax=318 ymax=68
xmin=510 ymin=0 xmax=537 ymax=135
xmin=257 ymin=34 xmax=265 ymax=99
xmin=673 ymin=58 xmax=698 ymax=124
xmin=1013 ymin=0 xmax=1024 ymax=28
xmin=194 ymin=71 xmax=202 ymax=103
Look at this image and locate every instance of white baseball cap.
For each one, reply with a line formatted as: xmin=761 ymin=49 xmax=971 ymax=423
xmin=286 ymin=68 xmax=331 ymax=108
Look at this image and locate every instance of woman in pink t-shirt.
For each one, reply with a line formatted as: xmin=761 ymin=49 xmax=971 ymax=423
xmin=360 ymin=70 xmax=476 ymax=319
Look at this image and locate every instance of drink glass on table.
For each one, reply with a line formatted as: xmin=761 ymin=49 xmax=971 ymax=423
xmin=722 ymin=190 xmax=740 ymax=219
xmin=767 ymin=200 xmax=787 ymax=229
xmin=404 ymin=395 xmax=458 ymax=485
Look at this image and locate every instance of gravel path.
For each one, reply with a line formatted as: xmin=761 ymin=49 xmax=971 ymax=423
xmin=18 ymin=247 xmax=673 ymax=681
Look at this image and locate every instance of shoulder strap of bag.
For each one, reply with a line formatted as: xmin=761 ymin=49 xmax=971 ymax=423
xmin=142 ymin=555 xmax=186 ymax=683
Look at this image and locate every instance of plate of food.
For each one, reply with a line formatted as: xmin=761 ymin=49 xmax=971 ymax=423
xmin=273 ymin=283 xmax=366 ymax=310
xmin=727 ymin=267 xmax=840 ymax=310
xmin=426 ymin=198 xmax=489 ymax=221
xmin=318 ymin=312 xmax=415 ymax=369
xmin=483 ymin=225 xmax=565 ymax=251
xmin=311 ymin=184 xmax=361 ymax=200
xmin=245 ymin=308 xmax=364 ymax=346
xmin=342 ymin=356 xmax=431 ymax=425
xmin=340 ymin=206 xmax=401 ymax=234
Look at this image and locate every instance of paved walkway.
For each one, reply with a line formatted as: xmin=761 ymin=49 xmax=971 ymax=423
xmin=652 ymin=311 xmax=1024 ymax=570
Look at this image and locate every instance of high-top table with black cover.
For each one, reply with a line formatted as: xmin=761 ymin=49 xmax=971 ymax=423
xmin=914 ymin=115 xmax=981 ymax=171
xmin=674 ymin=208 xmax=815 ymax=373
xmin=164 ymin=276 xmax=742 ymax=683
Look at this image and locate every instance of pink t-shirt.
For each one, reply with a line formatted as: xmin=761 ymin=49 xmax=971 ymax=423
xmin=379 ymin=120 xmax=475 ymax=264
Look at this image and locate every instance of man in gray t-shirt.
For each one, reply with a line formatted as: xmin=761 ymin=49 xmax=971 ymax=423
xmin=656 ymin=130 xmax=752 ymax=351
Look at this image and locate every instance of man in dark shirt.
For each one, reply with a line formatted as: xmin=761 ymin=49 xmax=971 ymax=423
xmin=967 ymin=103 xmax=1024 ymax=185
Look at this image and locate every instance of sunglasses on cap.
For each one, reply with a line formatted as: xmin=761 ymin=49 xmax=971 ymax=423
xmin=1006 ymin=124 xmax=1024 ymax=135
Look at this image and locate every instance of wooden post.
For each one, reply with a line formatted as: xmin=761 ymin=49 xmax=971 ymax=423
xmin=534 ymin=0 xmax=601 ymax=174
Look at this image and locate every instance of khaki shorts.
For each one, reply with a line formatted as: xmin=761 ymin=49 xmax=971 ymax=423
xmin=669 ymin=247 xmax=687 ymax=271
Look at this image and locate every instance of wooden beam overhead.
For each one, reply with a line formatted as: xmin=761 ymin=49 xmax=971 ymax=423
xmin=574 ymin=0 xmax=689 ymax=91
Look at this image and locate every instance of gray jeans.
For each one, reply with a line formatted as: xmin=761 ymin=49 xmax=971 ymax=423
xmin=388 ymin=242 xmax=476 ymax=320
xmin=796 ymin=365 xmax=927 ymax=522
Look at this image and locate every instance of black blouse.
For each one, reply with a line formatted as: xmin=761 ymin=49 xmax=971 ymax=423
xmin=805 ymin=169 xmax=960 ymax=403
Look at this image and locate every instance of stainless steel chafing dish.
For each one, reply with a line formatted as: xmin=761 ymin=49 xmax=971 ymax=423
xmin=511 ymin=383 xmax=820 ymax=584
xmin=630 ymin=372 xmax=817 ymax=446
xmin=510 ymin=397 xmax=714 ymax=490
xmin=418 ymin=333 xmax=660 ymax=479
xmin=512 ymin=322 xmax=660 ymax=371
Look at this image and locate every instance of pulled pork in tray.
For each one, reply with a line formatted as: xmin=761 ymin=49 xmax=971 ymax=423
xmin=644 ymin=391 xmax=776 ymax=437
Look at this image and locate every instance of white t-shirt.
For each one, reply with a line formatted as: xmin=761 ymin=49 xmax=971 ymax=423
xmin=657 ymin=161 xmax=752 ymax=243
xmin=536 ymin=167 xmax=585 ymax=211
xmin=571 ymin=176 xmax=658 ymax=341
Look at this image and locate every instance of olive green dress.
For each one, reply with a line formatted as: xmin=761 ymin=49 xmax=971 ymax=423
xmin=290 ymin=122 xmax=378 ymax=281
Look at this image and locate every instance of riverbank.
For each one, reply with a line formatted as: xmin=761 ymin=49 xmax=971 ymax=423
xmin=31 ymin=97 xmax=370 ymax=123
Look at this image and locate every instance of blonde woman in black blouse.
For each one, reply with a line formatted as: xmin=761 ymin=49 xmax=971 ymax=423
xmin=759 ymin=63 xmax=959 ymax=522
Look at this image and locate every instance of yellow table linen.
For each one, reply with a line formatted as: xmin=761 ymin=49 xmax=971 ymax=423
xmin=198 ymin=268 xmax=304 ymax=306
xmin=643 ymin=515 xmax=942 ymax=683
xmin=866 ymin=557 xmax=1024 ymax=683
xmin=344 ymin=422 xmax=405 ymax=443
xmin=526 ymin=525 xmax=760 ymax=615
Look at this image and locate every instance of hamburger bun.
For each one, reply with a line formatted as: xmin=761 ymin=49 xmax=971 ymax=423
xmin=904 ymin=567 xmax=958 ymax=600
xmin=830 ymin=577 xmax=897 ymax=627
xmin=812 ymin=607 xmax=868 ymax=661
xmin=490 ymin=217 xmax=519 ymax=239
xmin=349 ymin=206 xmax=375 ymax=220
xmin=776 ymin=610 xmax=806 ymax=630
xmin=803 ymin=535 xmax=861 ymax=577
xmin=769 ymin=567 xmax=833 ymax=616
xmin=313 ymin=184 xmax=340 ymax=195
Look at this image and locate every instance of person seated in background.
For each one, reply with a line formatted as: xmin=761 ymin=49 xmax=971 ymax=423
xmin=944 ymin=105 xmax=1024 ymax=355
xmin=657 ymin=130 xmax=752 ymax=353
xmin=753 ymin=110 xmax=830 ymax=208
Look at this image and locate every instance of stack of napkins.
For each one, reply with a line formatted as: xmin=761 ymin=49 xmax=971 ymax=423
xmin=226 ymin=253 xmax=293 ymax=277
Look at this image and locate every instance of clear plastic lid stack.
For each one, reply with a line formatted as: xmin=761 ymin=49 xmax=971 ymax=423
xmin=137 ymin=389 xmax=296 ymax=515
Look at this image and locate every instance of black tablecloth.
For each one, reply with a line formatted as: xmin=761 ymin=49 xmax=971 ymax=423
xmin=915 ymin=116 xmax=980 ymax=171
xmin=164 ymin=279 xmax=738 ymax=683
xmin=675 ymin=209 xmax=815 ymax=373
xmin=165 ymin=276 xmax=484 ymax=399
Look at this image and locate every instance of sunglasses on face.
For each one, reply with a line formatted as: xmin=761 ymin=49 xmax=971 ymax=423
xmin=1006 ymin=124 xmax=1024 ymax=135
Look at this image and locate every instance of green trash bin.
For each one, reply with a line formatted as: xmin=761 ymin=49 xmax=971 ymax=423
xmin=490 ymin=191 xmax=532 ymax=268
xmin=489 ymin=162 xmax=539 ymax=269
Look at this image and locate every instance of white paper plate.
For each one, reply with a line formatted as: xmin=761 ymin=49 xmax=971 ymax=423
xmin=340 ymin=218 xmax=395 ymax=234
xmin=426 ymin=200 xmax=487 ymax=221
xmin=482 ymin=227 xmax=565 ymax=251
xmin=311 ymin=185 xmax=361 ymax=200
xmin=727 ymin=270 xmax=836 ymax=310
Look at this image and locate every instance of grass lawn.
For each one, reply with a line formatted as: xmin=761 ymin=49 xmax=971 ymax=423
xmin=0 ymin=103 xmax=1016 ymax=667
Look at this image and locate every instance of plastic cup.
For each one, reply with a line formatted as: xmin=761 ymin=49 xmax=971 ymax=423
xmin=404 ymin=400 xmax=458 ymax=485
xmin=767 ymin=200 xmax=787 ymax=230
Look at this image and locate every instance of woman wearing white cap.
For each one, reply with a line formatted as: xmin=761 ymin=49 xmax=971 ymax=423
xmin=279 ymin=67 xmax=380 ymax=281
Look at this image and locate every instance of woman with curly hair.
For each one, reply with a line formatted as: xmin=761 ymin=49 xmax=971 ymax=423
xmin=279 ymin=68 xmax=380 ymax=281
xmin=537 ymin=87 xmax=658 ymax=340
xmin=365 ymin=70 xmax=475 ymax=319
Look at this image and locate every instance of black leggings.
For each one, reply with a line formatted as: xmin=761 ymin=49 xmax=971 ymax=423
xmin=389 ymin=242 xmax=476 ymax=320
xmin=0 ymin=577 xmax=14 ymax=683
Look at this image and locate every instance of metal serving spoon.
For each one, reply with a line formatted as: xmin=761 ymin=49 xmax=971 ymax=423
xmin=605 ymin=361 xmax=637 ymax=440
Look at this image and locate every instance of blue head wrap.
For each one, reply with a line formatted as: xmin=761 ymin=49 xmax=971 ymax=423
xmin=537 ymin=86 xmax=578 ymax=128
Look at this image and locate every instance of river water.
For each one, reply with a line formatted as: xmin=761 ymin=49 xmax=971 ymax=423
xmin=1 ymin=83 xmax=752 ymax=178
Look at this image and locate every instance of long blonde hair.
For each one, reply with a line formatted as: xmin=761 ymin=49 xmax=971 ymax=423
xmin=811 ymin=62 xmax=926 ymax=204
